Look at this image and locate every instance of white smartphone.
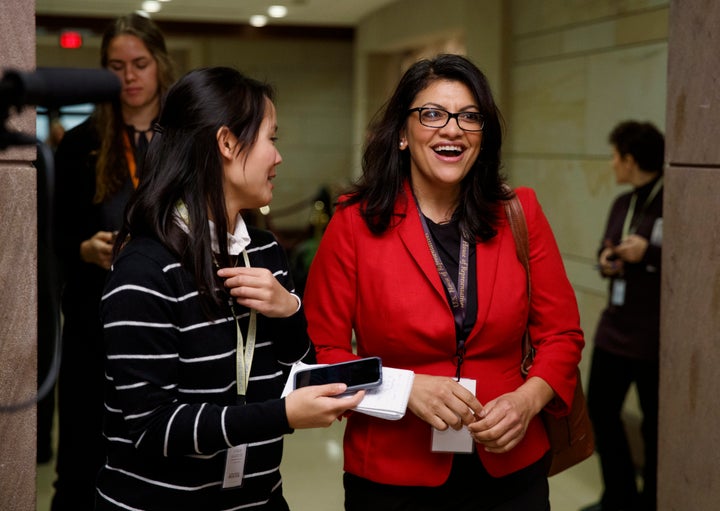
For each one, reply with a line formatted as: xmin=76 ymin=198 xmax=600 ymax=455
xmin=294 ymin=357 xmax=383 ymax=393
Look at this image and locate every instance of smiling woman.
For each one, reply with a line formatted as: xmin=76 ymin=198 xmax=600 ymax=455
xmin=401 ymin=79 xmax=483 ymax=223
xmin=218 ymin=97 xmax=282 ymax=222
xmin=303 ymin=54 xmax=585 ymax=511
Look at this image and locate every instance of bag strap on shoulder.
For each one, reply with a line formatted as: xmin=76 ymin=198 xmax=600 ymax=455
xmin=501 ymin=185 xmax=534 ymax=376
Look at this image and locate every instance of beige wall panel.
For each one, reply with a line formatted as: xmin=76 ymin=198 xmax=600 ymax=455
xmin=574 ymin=288 xmax=607 ymax=366
xmin=659 ymin=166 xmax=720 ymax=509
xmin=585 ymin=43 xmax=667 ymax=154
xmin=357 ymin=0 xmax=466 ymax=52
xmin=665 ymin=0 xmax=720 ymax=166
xmin=510 ymin=43 xmax=666 ymax=157
xmin=511 ymin=0 xmax=668 ymax=35
xmin=515 ymin=8 xmax=668 ymax=62
xmin=510 ymin=57 xmax=587 ymax=155
xmin=507 ymin=157 xmax=621 ymax=263
xmin=200 ymin=37 xmax=355 ymax=229
xmin=615 ymin=8 xmax=668 ymax=46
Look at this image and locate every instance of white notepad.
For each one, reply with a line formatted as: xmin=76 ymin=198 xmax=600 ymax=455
xmin=282 ymin=362 xmax=415 ymax=421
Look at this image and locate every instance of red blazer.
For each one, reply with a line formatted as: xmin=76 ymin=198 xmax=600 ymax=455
xmin=303 ymin=183 xmax=584 ymax=483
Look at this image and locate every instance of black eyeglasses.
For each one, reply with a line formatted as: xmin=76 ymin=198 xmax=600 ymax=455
xmin=407 ymin=107 xmax=484 ymax=132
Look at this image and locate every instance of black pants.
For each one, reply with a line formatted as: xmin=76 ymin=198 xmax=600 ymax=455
xmin=51 ymin=312 xmax=107 ymax=511
xmin=344 ymin=451 xmax=550 ymax=511
xmin=586 ymin=347 xmax=658 ymax=511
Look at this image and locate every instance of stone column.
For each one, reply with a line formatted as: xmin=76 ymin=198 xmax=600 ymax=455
xmin=659 ymin=0 xmax=720 ymax=509
xmin=0 ymin=1 xmax=38 ymax=510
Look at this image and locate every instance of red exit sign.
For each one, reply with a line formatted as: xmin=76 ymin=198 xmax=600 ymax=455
xmin=59 ymin=30 xmax=83 ymax=49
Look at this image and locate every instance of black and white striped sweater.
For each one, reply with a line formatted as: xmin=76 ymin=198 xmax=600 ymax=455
xmin=96 ymin=230 xmax=311 ymax=510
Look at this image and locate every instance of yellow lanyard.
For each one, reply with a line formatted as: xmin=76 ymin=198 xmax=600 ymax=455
xmin=621 ymin=177 xmax=663 ymax=238
xmin=231 ymin=250 xmax=256 ymax=399
xmin=174 ymin=201 xmax=256 ymax=399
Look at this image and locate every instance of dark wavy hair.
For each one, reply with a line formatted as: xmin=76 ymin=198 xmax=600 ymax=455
xmin=608 ymin=120 xmax=665 ymax=174
xmin=115 ymin=66 xmax=274 ymax=311
xmin=342 ymin=53 xmax=511 ymax=241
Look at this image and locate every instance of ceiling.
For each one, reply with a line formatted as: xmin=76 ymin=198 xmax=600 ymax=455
xmin=35 ymin=0 xmax=401 ymax=27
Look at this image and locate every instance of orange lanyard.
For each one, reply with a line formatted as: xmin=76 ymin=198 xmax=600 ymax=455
xmin=122 ymin=129 xmax=140 ymax=189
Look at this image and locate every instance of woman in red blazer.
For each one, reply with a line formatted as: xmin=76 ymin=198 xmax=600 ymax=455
xmin=303 ymin=54 xmax=584 ymax=511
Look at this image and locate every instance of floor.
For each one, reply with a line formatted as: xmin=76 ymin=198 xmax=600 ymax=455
xmin=36 ymin=420 xmax=603 ymax=510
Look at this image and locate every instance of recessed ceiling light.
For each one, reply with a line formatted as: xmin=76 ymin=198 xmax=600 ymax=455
xmin=249 ymin=15 xmax=268 ymax=27
xmin=141 ymin=0 xmax=161 ymax=13
xmin=267 ymin=5 xmax=288 ymax=18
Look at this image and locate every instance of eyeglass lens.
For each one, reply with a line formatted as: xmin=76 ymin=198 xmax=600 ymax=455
xmin=415 ymin=108 xmax=483 ymax=131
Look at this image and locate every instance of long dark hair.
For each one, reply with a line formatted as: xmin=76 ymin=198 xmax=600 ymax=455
xmin=115 ymin=66 xmax=274 ymax=312
xmin=94 ymin=13 xmax=175 ymax=203
xmin=344 ymin=53 xmax=510 ymax=241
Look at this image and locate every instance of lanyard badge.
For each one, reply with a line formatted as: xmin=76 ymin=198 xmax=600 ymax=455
xmin=414 ymin=200 xmax=469 ymax=380
xmin=223 ymin=250 xmax=255 ymax=489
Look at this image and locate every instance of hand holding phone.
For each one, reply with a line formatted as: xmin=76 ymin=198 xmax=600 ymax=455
xmin=294 ymin=357 xmax=383 ymax=393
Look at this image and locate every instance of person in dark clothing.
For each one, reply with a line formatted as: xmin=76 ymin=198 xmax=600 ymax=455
xmin=50 ymin=13 xmax=175 ymax=510
xmin=581 ymin=121 xmax=664 ymax=511
xmin=95 ymin=66 xmax=363 ymax=510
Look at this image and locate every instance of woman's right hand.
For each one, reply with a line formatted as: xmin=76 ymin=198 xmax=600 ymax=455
xmin=407 ymin=374 xmax=483 ymax=431
xmin=80 ymin=230 xmax=115 ymax=270
xmin=285 ymin=384 xmax=365 ymax=429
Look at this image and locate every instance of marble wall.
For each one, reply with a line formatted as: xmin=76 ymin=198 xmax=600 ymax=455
xmin=0 ymin=1 xmax=39 ymax=509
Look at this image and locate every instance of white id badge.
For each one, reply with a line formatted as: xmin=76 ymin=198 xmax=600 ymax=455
xmin=431 ymin=378 xmax=476 ymax=453
xmin=611 ymin=279 xmax=626 ymax=306
xmin=222 ymin=444 xmax=247 ymax=489
xmin=650 ymin=218 xmax=663 ymax=246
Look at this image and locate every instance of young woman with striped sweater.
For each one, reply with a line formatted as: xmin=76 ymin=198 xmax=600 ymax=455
xmin=96 ymin=66 xmax=363 ymax=510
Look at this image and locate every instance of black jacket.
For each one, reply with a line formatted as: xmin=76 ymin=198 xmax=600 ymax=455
xmin=594 ymin=177 xmax=663 ymax=361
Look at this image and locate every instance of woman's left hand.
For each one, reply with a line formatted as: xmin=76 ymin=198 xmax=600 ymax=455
xmin=217 ymin=266 xmax=299 ymax=318
xmin=468 ymin=376 xmax=553 ymax=453
xmin=467 ymin=391 xmax=533 ymax=453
